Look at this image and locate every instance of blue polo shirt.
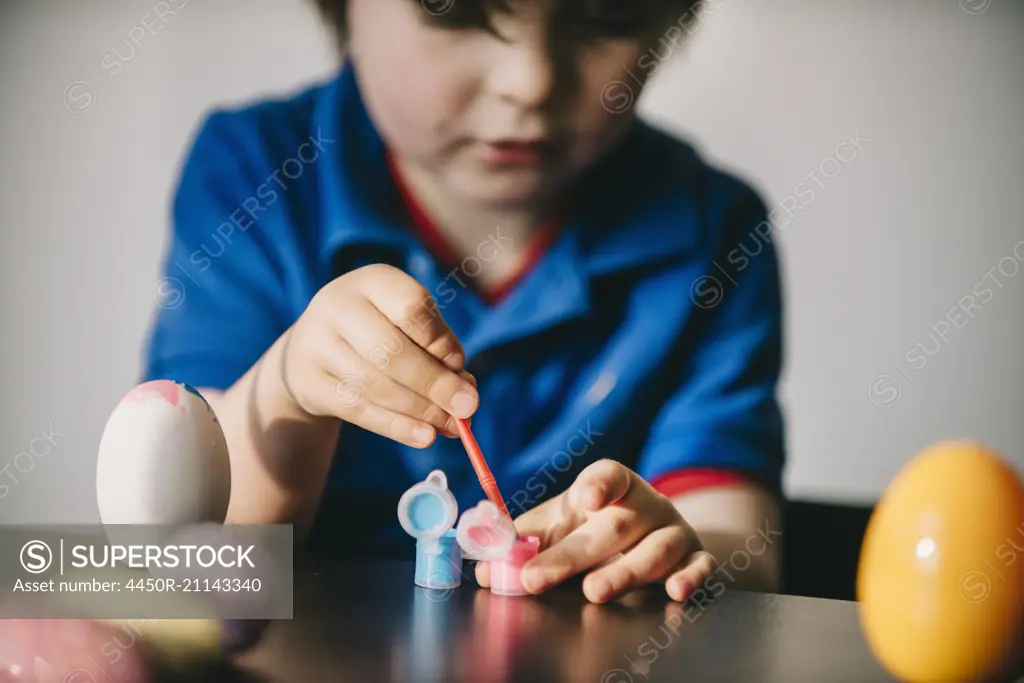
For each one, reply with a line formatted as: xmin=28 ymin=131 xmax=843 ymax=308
xmin=143 ymin=64 xmax=785 ymax=555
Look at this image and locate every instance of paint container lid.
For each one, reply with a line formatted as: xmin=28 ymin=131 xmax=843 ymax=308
xmin=456 ymin=500 xmax=518 ymax=561
xmin=398 ymin=470 xmax=459 ymax=541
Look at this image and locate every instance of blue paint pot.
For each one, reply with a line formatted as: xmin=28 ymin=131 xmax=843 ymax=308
xmin=397 ymin=470 xmax=463 ymax=590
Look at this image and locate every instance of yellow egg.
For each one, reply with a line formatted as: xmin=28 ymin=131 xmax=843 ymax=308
xmin=857 ymin=441 xmax=1024 ymax=682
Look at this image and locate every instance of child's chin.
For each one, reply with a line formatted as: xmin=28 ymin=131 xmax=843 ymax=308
xmin=453 ymin=166 xmax=562 ymax=207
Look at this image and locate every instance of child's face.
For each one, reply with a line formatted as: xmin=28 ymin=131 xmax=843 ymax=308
xmin=347 ymin=0 xmax=674 ymax=207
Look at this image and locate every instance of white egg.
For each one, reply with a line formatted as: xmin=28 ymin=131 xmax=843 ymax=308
xmin=96 ymin=380 xmax=231 ymax=526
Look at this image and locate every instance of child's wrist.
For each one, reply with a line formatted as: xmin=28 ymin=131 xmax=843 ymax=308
xmin=268 ymin=330 xmax=331 ymax=425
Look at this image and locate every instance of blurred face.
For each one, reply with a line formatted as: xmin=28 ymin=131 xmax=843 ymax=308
xmin=346 ymin=0 xmax=679 ymax=208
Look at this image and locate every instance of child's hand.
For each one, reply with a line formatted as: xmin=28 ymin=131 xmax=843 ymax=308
xmin=280 ymin=264 xmax=478 ymax=447
xmin=476 ymin=460 xmax=716 ymax=603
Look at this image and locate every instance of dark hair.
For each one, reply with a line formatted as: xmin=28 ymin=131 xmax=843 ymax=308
xmin=313 ymin=0 xmax=704 ymax=46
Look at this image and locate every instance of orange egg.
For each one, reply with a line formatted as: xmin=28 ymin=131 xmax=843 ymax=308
xmin=857 ymin=441 xmax=1024 ymax=682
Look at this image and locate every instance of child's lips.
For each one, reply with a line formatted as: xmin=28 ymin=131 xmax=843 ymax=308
xmin=476 ymin=139 xmax=554 ymax=166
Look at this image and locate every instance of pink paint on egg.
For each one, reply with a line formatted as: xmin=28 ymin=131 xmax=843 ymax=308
xmin=119 ymin=380 xmax=180 ymax=407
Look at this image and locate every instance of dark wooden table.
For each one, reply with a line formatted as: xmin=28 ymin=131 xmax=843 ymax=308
xmin=235 ymin=561 xmax=896 ymax=683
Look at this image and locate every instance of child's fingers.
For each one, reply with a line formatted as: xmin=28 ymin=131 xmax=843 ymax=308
xmin=397 ymin=352 xmax=479 ymax=420
xmin=510 ymin=501 xmax=560 ymax=546
xmin=343 ymin=364 xmax=458 ymax=437
xmin=664 ymin=551 xmax=718 ymax=603
xmin=334 ymin=387 xmax=439 ymax=448
xmin=475 ymin=561 xmax=490 ymax=587
xmin=520 ymin=508 xmax=652 ymax=594
xmin=580 ymin=525 xmax=694 ymax=603
xmin=567 ymin=459 xmax=636 ymax=512
xmin=312 ymin=335 xmax=455 ymax=436
xmin=338 ymin=299 xmax=478 ymax=419
xmin=358 ymin=265 xmax=467 ymax=370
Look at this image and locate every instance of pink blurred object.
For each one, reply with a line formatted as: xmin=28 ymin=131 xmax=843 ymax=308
xmin=455 ymin=500 xmax=516 ymax=562
xmin=455 ymin=501 xmax=540 ymax=597
xmin=0 ymin=619 xmax=154 ymax=682
xmin=489 ymin=536 xmax=541 ymax=597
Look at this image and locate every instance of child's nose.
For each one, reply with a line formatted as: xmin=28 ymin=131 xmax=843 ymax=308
xmin=488 ymin=40 xmax=557 ymax=109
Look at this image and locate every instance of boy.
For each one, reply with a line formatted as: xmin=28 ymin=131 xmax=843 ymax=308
xmin=144 ymin=0 xmax=785 ymax=604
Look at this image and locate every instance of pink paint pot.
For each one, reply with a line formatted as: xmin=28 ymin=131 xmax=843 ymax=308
xmin=489 ymin=536 xmax=540 ymax=597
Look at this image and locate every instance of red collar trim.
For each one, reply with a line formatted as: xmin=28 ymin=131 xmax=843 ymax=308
xmin=385 ymin=149 xmax=562 ymax=306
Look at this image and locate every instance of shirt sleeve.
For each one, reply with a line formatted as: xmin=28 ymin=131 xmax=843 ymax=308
xmin=650 ymin=468 xmax=760 ymax=499
xmin=141 ymin=112 xmax=293 ymax=391
xmin=636 ymin=185 xmax=786 ymax=494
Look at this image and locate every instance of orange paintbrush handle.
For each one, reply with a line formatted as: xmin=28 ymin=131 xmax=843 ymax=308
xmin=454 ymin=417 xmax=513 ymax=521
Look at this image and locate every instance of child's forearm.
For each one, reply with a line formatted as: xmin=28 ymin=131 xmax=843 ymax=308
xmin=200 ymin=330 xmax=341 ymax=539
xmin=671 ymin=485 xmax=783 ymax=594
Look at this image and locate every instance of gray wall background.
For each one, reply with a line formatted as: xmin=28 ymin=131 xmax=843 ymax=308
xmin=1 ymin=0 xmax=1022 ymax=524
